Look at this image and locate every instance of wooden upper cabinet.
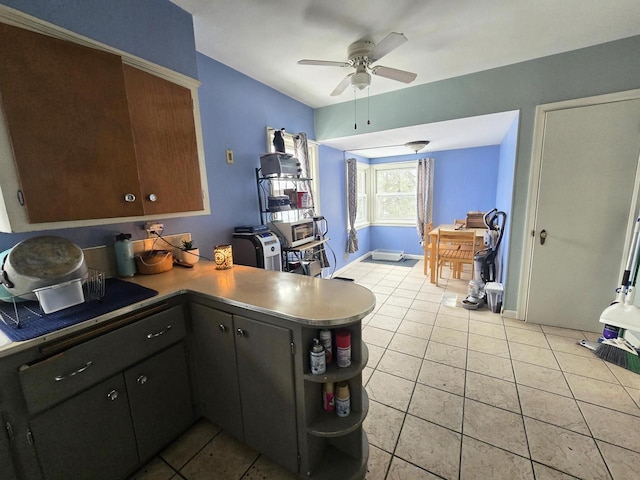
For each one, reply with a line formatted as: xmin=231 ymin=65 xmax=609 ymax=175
xmin=0 ymin=23 xmax=143 ymax=222
xmin=123 ymin=65 xmax=203 ymax=215
xmin=0 ymin=22 xmax=206 ymax=230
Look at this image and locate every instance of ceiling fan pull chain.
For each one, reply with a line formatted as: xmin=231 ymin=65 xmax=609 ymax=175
xmin=354 ymin=89 xmax=357 ymax=130
xmin=367 ymin=87 xmax=371 ymax=126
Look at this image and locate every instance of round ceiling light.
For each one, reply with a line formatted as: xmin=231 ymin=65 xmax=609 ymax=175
xmin=405 ymin=140 xmax=431 ymax=153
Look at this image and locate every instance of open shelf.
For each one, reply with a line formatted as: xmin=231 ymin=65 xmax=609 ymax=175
xmin=307 ymin=388 xmax=368 ymax=437
xmin=303 ymin=343 xmax=368 ymax=382
xmin=307 ymin=430 xmax=369 ymax=480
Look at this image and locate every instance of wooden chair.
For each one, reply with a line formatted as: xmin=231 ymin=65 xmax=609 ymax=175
xmin=435 ymin=230 xmax=476 ymax=286
xmin=422 ymin=222 xmax=433 ymax=276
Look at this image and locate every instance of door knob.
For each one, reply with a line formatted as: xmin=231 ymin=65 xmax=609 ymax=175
xmin=137 ymin=374 xmax=148 ymax=385
xmin=219 ymin=324 xmax=227 ymax=332
xmin=236 ymin=328 xmax=246 ymax=337
xmin=540 ymin=229 xmax=548 ymax=245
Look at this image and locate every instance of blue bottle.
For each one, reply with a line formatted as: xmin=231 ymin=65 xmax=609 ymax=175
xmin=115 ymin=233 xmax=136 ymax=277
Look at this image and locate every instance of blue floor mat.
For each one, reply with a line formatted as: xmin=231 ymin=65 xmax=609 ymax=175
xmin=0 ymin=278 xmax=158 ymax=342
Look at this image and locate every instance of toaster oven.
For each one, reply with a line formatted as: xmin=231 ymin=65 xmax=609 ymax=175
xmin=268 ymin=219 xmax=315 ymax=247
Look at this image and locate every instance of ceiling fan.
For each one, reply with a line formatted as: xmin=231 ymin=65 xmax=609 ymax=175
xmin=298 ymin=32 xmax=417 ymax=96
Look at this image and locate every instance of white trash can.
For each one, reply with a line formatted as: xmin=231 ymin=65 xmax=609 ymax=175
xmin=484 ymin=282 xmax=504 ymax=313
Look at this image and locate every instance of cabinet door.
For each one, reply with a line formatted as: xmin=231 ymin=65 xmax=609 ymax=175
xmin=0 ymin=23 xmax=143 ymax=223
xmin=189 ymin=303 xmax=244 ymax=439
xmin=29 ymin=374 xmax=138 ymax=480
xmin=0 ymin=413 xmax=18 ymax=480
xmin=125 ymin=342 xmax=195 ymax=461
xmin=123 ymin=64 xmax=204 ymax=215
xmin=234 ymin=315 xmax=298 ymax=472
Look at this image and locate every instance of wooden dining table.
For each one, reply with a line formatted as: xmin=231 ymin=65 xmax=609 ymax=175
xmin=426 ymin=224 xmax=488 ymax=283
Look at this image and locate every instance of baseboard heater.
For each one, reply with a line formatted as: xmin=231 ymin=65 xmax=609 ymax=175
xmin=371 ymin=249 xmax=405 ymax=262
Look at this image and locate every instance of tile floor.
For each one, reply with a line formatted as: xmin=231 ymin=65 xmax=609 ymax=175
xmin=131 ymin=259 xmax=640 ymax=480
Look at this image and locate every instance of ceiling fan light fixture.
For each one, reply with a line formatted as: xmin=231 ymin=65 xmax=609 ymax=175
xmin=405 ymin=140 xmax=431 ymax=153
xmin=351 ymin=71 xmax=370 ymax=90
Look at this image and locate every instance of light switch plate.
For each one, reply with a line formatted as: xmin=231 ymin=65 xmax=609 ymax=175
xmin=226 ymin=149 xmax=234 ymax=164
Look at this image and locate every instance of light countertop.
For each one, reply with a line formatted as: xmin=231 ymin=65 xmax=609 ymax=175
xmin=0 ymin=262 xmax=376 ymax=358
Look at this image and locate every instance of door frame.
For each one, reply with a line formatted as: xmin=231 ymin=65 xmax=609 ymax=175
xmin=517 ymin=88 xmax=640 ymax=321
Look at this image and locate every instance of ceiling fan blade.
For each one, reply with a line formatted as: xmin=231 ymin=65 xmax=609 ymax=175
xmin=368 ymin=32 xmax=407 ymax=62
xmin=371 ymin=65 xmax=417 ymax=84
xmin=298 ymin=59 xmax=350 ymax=67
xmin=330 ymin=74 xmax=353 ymax=96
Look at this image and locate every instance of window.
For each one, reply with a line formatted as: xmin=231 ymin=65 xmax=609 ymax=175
xmin=372 ymin=161 xmax=417 ymax=224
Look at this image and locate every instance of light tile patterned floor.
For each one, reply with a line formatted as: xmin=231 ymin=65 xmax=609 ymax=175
xmin=130 ymin=259 xmax=640 ymax=480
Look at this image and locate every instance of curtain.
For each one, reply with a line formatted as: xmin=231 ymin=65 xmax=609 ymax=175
xmin=416 ymin=158 xmax=434 ymax=244
xmin=294 ymin=132 xmax=329 ymax=268
xmin=346 ymin=158 xmax=359 ymax=253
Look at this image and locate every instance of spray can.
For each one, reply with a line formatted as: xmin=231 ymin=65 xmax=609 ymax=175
xmin=319 ymin=329 xmax=332 ymax=364
xmin=310 ymin=338 xmax=326 ymax=375
xmin=335 ymin=381 xmax=350 ymax=417
xmin=322 ymin=382 xmax=335 ymax=412
xmin=335 ymin=329 xmax=351 ymax=368
xmin=114 ymin=233 xmax=136 ymax=277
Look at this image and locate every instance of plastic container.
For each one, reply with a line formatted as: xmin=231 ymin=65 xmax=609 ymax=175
xmin=485 ymin=282 xmax=504 ymax=313
xmin=114 ymin=233 xmax=136 ymax=278
xmin=33 ymin=279 xmax=84 ymax=314
xmin=441 ymin=292 xmax=458 ymax=307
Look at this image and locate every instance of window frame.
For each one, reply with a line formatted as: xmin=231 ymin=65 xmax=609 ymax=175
xmin=370 ymin=161 xmax=417 ymax=226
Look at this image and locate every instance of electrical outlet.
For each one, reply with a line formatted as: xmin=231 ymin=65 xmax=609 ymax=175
xmin=145 ymin=222 xmax=164 ymax=238
xmin=226 ymin=149 xmax=234 ymax=164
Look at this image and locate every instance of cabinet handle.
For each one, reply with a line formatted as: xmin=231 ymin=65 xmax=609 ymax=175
xmin=137 ymin=374 xmax=148 ymax=385
xmin=219 ymin=324 xmax=227 ymax=332
xmin=148 ymin=193 xmax=158 ymax=202
xmin=236 ymin=328 xmax=247 ymax=337
xmin=146 ymin=325 xmax=172 ymax=339
xmin=124 ymin=193 xmax=136 ymax=203
xmin=106 ymin=389 xmax=119 ymax=401
xmin=54 ymin=361 xmax=93 ymax=382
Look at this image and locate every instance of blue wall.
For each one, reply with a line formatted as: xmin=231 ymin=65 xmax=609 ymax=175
xmin=495 ymin=117 xmax=520 ymax=284
xmin=0 ymin=0 xmax=197 ymax=78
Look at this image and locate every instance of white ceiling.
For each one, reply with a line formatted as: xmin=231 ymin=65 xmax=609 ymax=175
xmin=170 ymin=0 xmax=640 ymax=157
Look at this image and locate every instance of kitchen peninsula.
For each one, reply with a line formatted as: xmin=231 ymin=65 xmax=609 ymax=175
xmin=0 ymin=263 xmax=375 ymax=480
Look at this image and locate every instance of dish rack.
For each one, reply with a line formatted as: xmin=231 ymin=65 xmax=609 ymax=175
xmin=0 ymin=268 xmax=105 ymax=329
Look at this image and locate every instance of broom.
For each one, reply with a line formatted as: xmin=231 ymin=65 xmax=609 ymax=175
xmin=595 ymin=336 xmax=640 ymax=374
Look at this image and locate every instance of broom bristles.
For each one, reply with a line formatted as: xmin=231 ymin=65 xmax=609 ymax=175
xmin=595 ymin=343 xmax=640 ymax=374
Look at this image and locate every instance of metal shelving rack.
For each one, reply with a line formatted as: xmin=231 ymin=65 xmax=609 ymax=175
xmin=255 ymin=168 xmax=329 ymax=275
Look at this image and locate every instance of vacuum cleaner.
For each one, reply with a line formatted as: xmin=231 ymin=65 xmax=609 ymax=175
xmin=599 ymin=216 xmax=640 ymax=332
xmin=462 ymin=208 xmax=507 ymax=310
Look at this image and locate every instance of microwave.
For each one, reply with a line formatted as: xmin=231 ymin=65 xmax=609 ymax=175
xmin=269 ymin=219 xmax=315 ymax=247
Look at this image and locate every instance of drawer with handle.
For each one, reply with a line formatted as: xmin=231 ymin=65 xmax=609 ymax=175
xmin=19 ymin=304 xmax=185 ymax=415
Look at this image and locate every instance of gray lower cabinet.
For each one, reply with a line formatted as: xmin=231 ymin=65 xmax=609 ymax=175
xmin=29 ymin=342 xmax=193 ymax=480
xmin=0 ymin=412 xmax=19 ymax=480
xmin=29 ymin=373 xmax=139 ymax=480
xmin=189 ymin=302 xmax=298 ymax=473
xmin=125 ymin=342 xmax=194 ymax=462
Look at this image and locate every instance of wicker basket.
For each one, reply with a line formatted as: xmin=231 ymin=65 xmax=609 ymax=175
xmin=135 ymin=250 xmax=173 ymax=275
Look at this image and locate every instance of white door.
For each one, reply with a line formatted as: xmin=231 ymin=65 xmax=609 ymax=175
xmin=526 ymin=98 xmax=640 ymax=331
